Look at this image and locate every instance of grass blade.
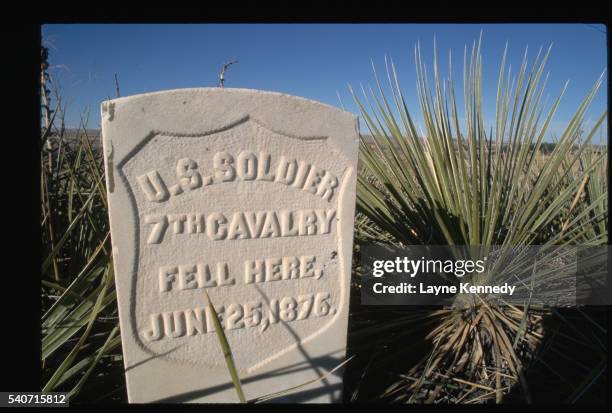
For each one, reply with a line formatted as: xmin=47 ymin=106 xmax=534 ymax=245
xmin=205 ymin=292 xmax=246 ymax=403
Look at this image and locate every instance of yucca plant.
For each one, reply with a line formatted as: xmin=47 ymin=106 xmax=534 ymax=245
xmin=349 ymin=36 xmax=607 ymax=403
xmin=41 ymin=76 xmax=125 ymax=401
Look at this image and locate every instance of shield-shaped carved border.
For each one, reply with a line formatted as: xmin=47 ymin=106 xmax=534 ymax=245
xmin=114 ymin=115 xmax=354 ymax=373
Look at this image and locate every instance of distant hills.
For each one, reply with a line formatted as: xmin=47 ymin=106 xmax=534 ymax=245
xmin=43 ymin=130 xmax=606 ymax=155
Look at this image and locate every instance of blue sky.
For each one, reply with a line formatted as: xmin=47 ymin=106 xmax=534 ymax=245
xmin=42 ymin=23 xmax=607 ymax=141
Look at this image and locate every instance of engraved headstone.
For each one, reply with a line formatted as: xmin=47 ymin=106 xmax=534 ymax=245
xmin=101 ymin=89 xmax=359 ymax=403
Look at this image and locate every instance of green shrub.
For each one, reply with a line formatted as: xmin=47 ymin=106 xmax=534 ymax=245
xmin=350 ymin=38 xmax=607 ymax=403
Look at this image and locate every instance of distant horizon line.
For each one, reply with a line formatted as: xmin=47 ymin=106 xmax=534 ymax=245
xmin=52 ymin=128 xmax=608 ymax=146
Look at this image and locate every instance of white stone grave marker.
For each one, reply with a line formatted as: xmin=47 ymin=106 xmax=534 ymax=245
xmin=101 ymin=88 xmax=359 ymax=403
